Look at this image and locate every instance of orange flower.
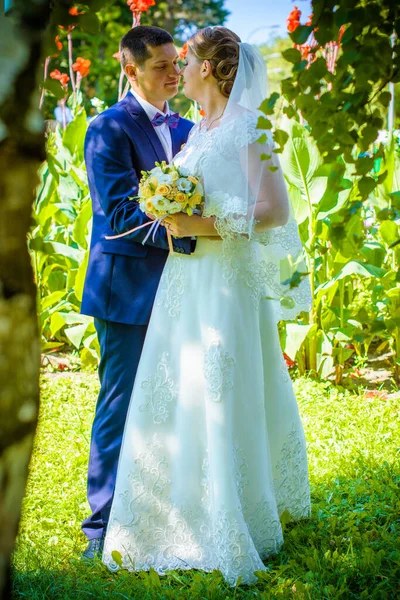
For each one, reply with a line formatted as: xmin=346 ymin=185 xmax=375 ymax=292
xmin=113 ymin=51 xmax=121 ymax=62
xmin=199 ymin=109 xmax=206 ymax=117
xmin=306 ymin=13 xmax=313 ymax=26
xmin=55 ymin=35 xmax=63 ymax=51
xmin=283 ymin=353 xmax=295 ymax=368
xmin=58 ymin=24 xmax=75 ymax=32
xmin=69 ymin=6 xmax=84 ymax=15
xmin=127 ymin=0 xmax=155 ymax=13
xmin=50 ymin=69 xmax=70 ymax=87
xmin=338 ymin=25 xmax=345 ymax=43
xmin=286 ymin=5 xmax=301 ymax=33
xmin=179 ymin=42 xmax=188 ymax=59
xmin=72 ymin=56 xmax=91 ymax=77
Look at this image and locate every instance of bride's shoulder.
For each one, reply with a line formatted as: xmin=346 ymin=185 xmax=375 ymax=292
xmin=222 ymin=109 xmax=261 ymax=146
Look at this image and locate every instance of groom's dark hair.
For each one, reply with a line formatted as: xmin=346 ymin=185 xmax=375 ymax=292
xmin=120 ymin=26 xmax=174 ymax=68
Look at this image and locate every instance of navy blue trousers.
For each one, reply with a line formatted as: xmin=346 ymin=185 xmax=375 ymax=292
xmin=82 ymin=318 xmax=147 ymax=540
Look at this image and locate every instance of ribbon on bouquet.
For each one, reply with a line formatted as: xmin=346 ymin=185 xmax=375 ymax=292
xmin=105 ymin=215 xmax=174 ymax=254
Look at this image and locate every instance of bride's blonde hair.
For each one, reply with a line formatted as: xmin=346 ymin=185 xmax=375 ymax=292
xmin=187 ymin=26 xmax=241 ymax=98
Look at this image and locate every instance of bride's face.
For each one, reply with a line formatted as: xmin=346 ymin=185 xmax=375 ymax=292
xmin=180 ymin=49 xmax=205 ymax=101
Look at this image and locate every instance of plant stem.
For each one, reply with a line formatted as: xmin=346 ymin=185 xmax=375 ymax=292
xmin=67 ymin=32 xmax=76 ymax=98
xmin=39 ymin=56 xmax=50 ymax=109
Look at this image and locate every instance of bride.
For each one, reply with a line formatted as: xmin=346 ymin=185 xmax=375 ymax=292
xmin=102 ymin=26 xmax=312 ymax=586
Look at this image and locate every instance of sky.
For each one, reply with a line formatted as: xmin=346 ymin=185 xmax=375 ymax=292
xmin=224 ymin=0 xmax=312 ymax=45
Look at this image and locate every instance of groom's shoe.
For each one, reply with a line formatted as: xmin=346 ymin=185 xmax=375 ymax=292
xmin=82 ymin=535 xmax=105 ymax=561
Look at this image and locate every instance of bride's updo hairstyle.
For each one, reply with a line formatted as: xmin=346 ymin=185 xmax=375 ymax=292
xmin=187 ymin=27 xmax=241 ymax=98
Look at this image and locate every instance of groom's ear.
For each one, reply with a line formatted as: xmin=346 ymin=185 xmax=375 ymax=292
xmin=125 ymin=64 xmax=137 ymax=80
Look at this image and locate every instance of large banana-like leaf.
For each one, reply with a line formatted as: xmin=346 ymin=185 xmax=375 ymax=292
xmin=280 ymin=119 xmax=328 ymax=223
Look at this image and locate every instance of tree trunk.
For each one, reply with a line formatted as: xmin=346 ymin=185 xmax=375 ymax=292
xmin=0 ymin=2 xmax=51 ymax=597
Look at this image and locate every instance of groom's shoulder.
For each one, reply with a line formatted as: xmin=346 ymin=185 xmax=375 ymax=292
xmin=86 ymin=98 xmax=131 ymax=139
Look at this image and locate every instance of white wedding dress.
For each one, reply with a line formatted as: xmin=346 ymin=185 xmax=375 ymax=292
xmin=102 ymin=111 xmax=312 ymax=585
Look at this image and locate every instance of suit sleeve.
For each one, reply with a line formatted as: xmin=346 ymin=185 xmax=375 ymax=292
xmin=84 ymin=115 xmax=193 ymax=254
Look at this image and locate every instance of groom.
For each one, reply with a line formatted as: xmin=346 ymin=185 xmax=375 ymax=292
xmin=80 ymin=25 xmax=194 ymax=558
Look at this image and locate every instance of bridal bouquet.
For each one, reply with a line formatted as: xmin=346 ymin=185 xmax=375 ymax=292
xmin=105 ymin=161 xmax=204 ymax=252
xmin=137 ymin=161 xmax=204 ymax=219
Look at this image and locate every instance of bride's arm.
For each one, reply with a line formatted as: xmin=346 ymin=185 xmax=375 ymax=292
xmin=243 ymin=141 xmax=290 ymax=232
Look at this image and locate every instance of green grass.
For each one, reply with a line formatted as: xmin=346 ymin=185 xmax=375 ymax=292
xmin=12 ymin=374 xmax=400 ymax=599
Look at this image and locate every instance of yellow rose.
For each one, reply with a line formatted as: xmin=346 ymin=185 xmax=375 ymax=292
xmin=170 ymin=170 xmax=179 ymax=182
xmin=145 ymin=200 xmax=155 ymax=212
xmin=148 ymin=176 xmax=158 ymax=190
xmin=140 ymin=185 xmax=153 ymax=199
xmin=156 ymin=184 xmax=172 ymax=196
xmin=188 ymin=175 xmax=198 ymax=184
xmin=189 ymin=192 xmax=202 ymax=208
xmin=175 ymin=192 xmax=188 ymax=205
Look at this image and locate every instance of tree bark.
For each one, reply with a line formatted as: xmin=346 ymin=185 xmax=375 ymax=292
xmin=0 ymin=2 xmax=51 ymax=597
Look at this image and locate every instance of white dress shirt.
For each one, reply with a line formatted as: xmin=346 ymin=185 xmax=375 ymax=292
xmin=131 ymin=89 xmax=173 ymax=163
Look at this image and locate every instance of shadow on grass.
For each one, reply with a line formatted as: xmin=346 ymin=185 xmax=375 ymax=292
xmin=12 ymin=456 xmax=400 ymax=600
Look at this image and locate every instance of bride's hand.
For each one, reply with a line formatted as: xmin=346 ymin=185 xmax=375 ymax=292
xmin=163 ymin=213 xmax=202 ymax=238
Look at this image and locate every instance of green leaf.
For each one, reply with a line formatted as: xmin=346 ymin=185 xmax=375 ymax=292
xmin=259 ymin=92 xmax=280 ymax=115
xmin=358 ymin=176 xmax=376 ymax=197
xmin=50 ymin=311 xmax=67 ymax=337
xmin=42 ymin=78 xmax=65 ymax=100
xmin=65 ymin=323 xmax=90 ymax=349
xmin=78 ymin=12 xmax=100 ymax=34
xmin=73 ymin=200 xmax=92 ymax=248
xmin=74 ymin=249 xmax=89 ymax=302
xmin=318 ymin=261 xmax=386 ymax=291
xmin=379 ymin=220 xmax=399 ymax=246
xmin=40 ymin=291 xmax=66 ymax=312
xmin=378 ymin=91 xmax=392 ymax=108
xmin=273 ymin=129 xmax=289 ymax=148
xmin=283 ymin=323 xmax=313 ymax=360
xmin=63 ymin=110 xmax=87 ymax=160
xmin=290 ymin=25 xmax=313 ymax=45
xmin=257 ymin=116 xmax=272 ymax=130
xmin=111 ymin=550 xmax=123 ymax=568
xmin=282 ymin=48 xmax=302 ymax=64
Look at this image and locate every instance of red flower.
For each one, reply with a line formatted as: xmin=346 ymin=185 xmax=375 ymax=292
xmin=113 ymin=51 xmax=121 ymax=62
xmin=72 ymin=56 xmax=91 ymax=77
xmin=55 ymin=35 xmax=63 ymax=51
xmin=127 ymin=0 xmax=155 ymax=13
xmin=179 ymin=42 xmax=188 ymax=59
xmin=69 ymin=6 xmax=84 ymax=15
xmin=286 ymin=6 xmax=301 ymax=33
xmin=283 ymin=353 xmax=295 ymax=368
xmin=50 ymin=69 xmax=70 ymax=87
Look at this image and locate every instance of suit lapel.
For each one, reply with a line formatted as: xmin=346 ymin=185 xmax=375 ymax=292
xmin=123 ymin=91 xmax=168 ymax=164
xmin=170 ymin=125 xmax=183 ymax=157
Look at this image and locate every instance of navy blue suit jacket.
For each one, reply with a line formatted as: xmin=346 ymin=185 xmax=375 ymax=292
xmin=81 ymin=92 xmax=194 ymax=325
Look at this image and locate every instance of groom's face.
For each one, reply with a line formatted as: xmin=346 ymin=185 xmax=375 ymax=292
xmin=127 ymin=43 xmax=181 ymax=105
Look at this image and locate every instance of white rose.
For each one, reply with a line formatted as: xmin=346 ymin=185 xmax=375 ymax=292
xmin=177 ymin=178 xmax=193 ymax=192
xmin=168 ymin=201 xmax=182 ymax=214
xmin=150 ymin=166 xmax=164 ymax=177
xmin=178 ymin=166 xmax=190 ymax=177
xmin=158 ymin=173 xmax=173 ymax=185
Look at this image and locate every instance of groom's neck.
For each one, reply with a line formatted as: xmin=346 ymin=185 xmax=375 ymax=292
xmin=131 ymin=85 xmax=167 ymax=113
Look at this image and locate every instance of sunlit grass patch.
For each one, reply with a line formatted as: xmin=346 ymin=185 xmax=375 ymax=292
xmin=12 ymin=374 xmax=400 ymax=599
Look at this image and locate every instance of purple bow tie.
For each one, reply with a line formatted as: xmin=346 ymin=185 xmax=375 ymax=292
xmin=151 ymin=112 xmax=180 ymax=129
